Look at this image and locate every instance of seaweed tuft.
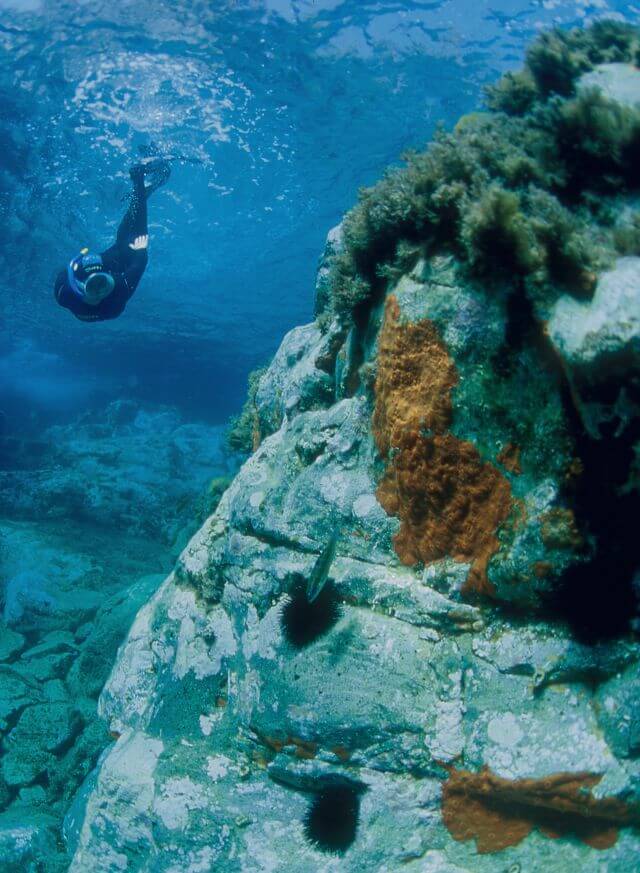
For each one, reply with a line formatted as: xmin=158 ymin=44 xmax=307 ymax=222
xmin=226 ymin=366 xmax=266 ymax=454
xmin=485 ymin=69 xmax=538 ymax=115
xmin=525 ymin=29 xmax=591 ymax=98
xmin=525 ymin=20 xmax=639 ymax=100
xmin=318 ymin=21 xmax=640 ymax=332
xmin=460 ymin=186 xmax=541 ymax=278
xmin=557 ymin=88 xmax=640 ymax=191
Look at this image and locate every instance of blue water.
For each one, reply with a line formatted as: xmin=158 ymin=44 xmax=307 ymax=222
xmin=0 ymin=0 xmax=638 ymax=431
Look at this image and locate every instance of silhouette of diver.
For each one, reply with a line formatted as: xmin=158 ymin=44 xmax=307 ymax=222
xmin=54 ymin=156 xmax=170 ymax=322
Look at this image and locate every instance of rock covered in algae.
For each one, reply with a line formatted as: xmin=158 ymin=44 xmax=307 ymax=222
xmin=68 ymin=25 xmax=640 ymax=873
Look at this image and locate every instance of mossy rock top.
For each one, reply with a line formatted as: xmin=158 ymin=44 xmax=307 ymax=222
xmin=578 ymin=62 xmax=640 ymax=107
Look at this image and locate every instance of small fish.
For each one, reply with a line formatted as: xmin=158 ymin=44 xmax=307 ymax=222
xmin=306 ymin=531 xmax=339 ymax=604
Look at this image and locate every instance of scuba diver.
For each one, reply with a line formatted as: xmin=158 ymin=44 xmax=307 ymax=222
xmin=54 ymin=156 xmax=170 ymax=322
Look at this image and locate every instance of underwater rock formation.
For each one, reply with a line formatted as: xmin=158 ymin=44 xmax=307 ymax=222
xmin=64 ymin=24 xmax=640 ymax=873
xmin=0 ymin=402 xmax=232 ymax=870
xmin=0 ymin=401 xmax=230 ymax=544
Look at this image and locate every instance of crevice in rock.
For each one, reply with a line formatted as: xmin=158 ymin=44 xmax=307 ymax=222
xmin=233 ymin=520 xmax=319 ymax=555
xmin=490 ymin=286 xmax=640 ymax=643
xmin=539 ymin=355 xmax=640 ymax=643
xmin=503 ymin=279 xmax=536 ymax=355
xmin=314 ymin=325 xmax=348 ymax=376
xmin=544 ymin=423 xmax=640 ymax=643
xmin=50 ymin=711 xmax=84 ymax=758
xmin=32 ymin=769 xmax=51 ymax=791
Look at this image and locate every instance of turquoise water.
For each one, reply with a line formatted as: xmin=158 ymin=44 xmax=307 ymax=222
xmin=1 ymin=1 xmax=639 ymax=870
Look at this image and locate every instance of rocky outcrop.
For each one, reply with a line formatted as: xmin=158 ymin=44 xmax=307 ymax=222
xmin=68 ymin=303 xmax=640 ymax=868
xmin=0 ymin=402 xmax=234 ymax=871
xmin=68 ymin=53 xmax=640 ymax=872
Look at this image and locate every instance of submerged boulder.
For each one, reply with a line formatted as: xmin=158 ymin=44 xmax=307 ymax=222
xmin=0 ymin=810 xmax=63 ymax=873
xmin=0 ymin=625 xmax=24 ymax=662
xmin=0 ymin=400 xmax=230 ymax=544
xmin=70 ymin=299 xmax=640 ymax=867
xmin=65 ymin=574 xmax=165 ymax=699
xmin=0 ymin=393 xmax=237 ymax=866
xmin=2 ymin=703 xmax=83 ymax=788
xmin=3 ymin=572 xmax=101 ymax=635
xmin=547 ymin=256 xmax=640 ymax=437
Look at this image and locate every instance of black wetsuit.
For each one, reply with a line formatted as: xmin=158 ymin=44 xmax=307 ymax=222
xmin=54 ymin=171 xmax=154 ymax=322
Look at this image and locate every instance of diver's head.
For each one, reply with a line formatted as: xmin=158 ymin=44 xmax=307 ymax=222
xmin=83 ymin=270 xmax=115 ymax=305
xmin=68 ymin=251 xmax=115 ymax=306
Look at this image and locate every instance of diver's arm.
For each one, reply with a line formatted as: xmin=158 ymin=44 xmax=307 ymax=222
xmin=53 ymin=270 xmax=74 ymax=309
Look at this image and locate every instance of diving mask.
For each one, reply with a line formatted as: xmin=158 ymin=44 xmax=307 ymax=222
xmin=67 ymin=250 xmax=115 ymax=305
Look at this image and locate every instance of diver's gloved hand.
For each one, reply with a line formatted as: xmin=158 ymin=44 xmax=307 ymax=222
xmin=129 ymin=234 xmax=149 ymax=251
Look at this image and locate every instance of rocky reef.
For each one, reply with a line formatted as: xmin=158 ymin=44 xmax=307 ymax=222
xmin=0 ymin=403 xmax=232 ymax=870
xmin=50 ymin=23 xmax=640 ymax=873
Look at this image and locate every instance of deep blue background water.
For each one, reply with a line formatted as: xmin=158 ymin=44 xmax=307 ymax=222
xmin=1 ymin=0 xmax=638 ymax=430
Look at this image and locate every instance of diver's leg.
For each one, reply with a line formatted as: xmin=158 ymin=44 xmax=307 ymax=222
xmin=100 ymin=172 xmax=147 ymax=272
xmin=102 ymin=162 xmax=168 ymax=271
xmin=114 ymin=158 xmax=171 ymax=244
xmin=115 ymin=169 xmax=148 ymax=249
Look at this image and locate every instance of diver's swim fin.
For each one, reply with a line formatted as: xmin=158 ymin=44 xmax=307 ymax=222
xmin=306 ymin=531 xmax=339 ymax=604
xmin=138 ymin=141 xmax=162 ymax=159
xmin=129 ymin=156 xmax=171 ymax=196
xmin=138 ymin=141 xmax=203 ymax=166
xmin=147 ymin=159 xmax=171 ymax=193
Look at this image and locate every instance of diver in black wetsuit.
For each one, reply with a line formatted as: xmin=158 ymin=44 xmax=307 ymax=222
xmin=54 ymin=158 xmax=170 ymax=322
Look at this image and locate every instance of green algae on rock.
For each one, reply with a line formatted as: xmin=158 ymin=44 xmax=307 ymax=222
xmin=318 ymin=22 xmax=640 ymax=332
